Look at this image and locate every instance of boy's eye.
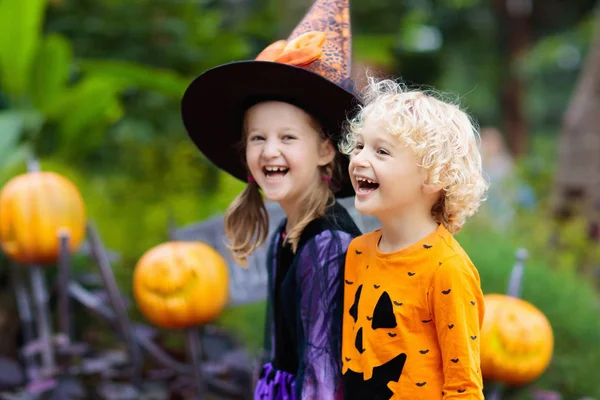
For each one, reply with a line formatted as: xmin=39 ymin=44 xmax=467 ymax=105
xmin=354 ymin=143 xmax=364 ymax=151
xmin=377 ymin=149 xmax=389 ymax=156
xmin=282 ymin=135 xmax=296 ymax=140
xmin=249 ymin=135 xmax=264 ymax=142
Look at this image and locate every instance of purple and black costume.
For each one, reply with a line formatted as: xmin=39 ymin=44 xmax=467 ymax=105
xmin=255 ymin=202 xmax=361 ymax=400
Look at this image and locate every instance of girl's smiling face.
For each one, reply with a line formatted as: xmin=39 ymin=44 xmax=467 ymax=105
xmin=244 ymin=101 xmax=335 ymax=212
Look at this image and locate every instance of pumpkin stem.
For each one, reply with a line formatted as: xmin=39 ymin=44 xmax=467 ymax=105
xmin=506 ymin=248 xmax=529 ymax=298
xmin=26 ymin=155 xmax=41 ymax=173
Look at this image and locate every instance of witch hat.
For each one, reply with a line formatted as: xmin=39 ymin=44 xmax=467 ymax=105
xmin=181 ymin=0 xmax=357 ymax=197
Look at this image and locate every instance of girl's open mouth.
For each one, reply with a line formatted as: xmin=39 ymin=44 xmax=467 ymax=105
xmin=356 ymin=176 xmax=379 ymax=193
xmin=263 ymin=166 xmax=289 ymax=179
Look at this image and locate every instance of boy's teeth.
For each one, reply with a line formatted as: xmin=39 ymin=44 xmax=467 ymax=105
xmin=265 ymin=167 xmax=287 ymax=172
xmin=356 ymin=177 xmax=376 ymax=184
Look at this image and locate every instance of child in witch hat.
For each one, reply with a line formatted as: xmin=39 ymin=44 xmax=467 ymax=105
xmin=181 ymin=0 xmax=361 ymax=398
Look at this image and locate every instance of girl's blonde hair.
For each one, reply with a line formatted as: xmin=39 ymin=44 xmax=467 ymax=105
xmin=224 ymin=105 xmax=340 ymax=266
xmin=340 ymin=76 xmax=488 ymax=234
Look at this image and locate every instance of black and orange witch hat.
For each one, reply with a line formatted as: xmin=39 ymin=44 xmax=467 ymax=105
xmin=181 ymin=0 xmax=357 ymax=198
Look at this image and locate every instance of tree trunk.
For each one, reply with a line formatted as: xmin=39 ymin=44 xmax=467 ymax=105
xmin=496 ymin=0 xmax=533 ymax=157
xmin=554 ymin=7 xmax=600 ymax=233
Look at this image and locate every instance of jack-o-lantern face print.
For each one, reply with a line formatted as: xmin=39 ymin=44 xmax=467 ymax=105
xmin=343 ymin=282 xmax=408 ymax=399
xmin=341 ymin=230 xmax=486 ymax=399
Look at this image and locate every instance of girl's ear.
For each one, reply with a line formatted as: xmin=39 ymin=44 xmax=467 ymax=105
xmin=318 ymin=139 xmax=336 ymax=167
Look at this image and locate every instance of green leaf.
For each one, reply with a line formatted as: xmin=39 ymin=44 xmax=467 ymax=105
xmin=30 ymin=33 xmax=73 ymax=111
xmin=0 ymin=111 xmax=24 ymax=152
xmin=78 ymin=59 xmax=189 ymax=98
xmin=354 ymin=35 xmax=398 ymax=67
xmin=0 ymin=0 xmax=47 ymax=100
xmin=0 ymin=111 xmax=31 ymax=172
xmin=44 ymin=76 xmax=122 ymax=121
xmin=42 ymin=76 xmax=123 ymax=154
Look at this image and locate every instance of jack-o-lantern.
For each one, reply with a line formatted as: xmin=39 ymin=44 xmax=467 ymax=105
xmin=133 ymin=242 xmax=230 ymax=329
xmin=0 ymin=171 xmax=86 ymax=265
xmin=480 ymin=294 xmax=553 ymax=386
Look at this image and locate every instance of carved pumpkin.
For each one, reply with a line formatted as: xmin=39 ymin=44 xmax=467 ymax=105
xmin=480 ymin=294 xmax=554 ymax=386
xmin=133 ymin=242 xmax=230 ymax=329
xmin=0 ymin=171 xmax=86 ymax=264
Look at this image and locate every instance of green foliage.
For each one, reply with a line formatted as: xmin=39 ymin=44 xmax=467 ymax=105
xmin=217 ymin=302 xmax=266 ymax=354
xmin=458 ymin=217 xmax=600 ymax=398
xmin=0 ymin=0 xmax=47 ymax=101
xmin=0 ymin=111 xmax=33 ymax=175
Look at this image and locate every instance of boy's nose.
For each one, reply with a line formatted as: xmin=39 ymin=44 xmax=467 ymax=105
xmin=350 ymin=152 xmax=370 ymax=168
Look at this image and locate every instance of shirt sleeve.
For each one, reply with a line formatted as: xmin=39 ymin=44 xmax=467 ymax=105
xmin=429 ymin=255 xmax=485 ymax=399
xmin=296 ymin=229 xmax=354 ymax=400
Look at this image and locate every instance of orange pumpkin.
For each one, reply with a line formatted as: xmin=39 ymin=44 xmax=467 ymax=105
xmin=133 ymin=242 xmax=230 ymax=329
xmin=0 ymin=171 xmax=86 ymax=264
xmin=480 ymin=294 xmax=554 ymax=386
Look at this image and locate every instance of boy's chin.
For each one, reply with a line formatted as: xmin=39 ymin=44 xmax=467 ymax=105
xmin=354 ymin=199 xmax=380 ymax=217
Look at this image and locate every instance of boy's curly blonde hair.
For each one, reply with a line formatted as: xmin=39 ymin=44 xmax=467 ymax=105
xmin=340 ymin=77 xmax=488 ymax=234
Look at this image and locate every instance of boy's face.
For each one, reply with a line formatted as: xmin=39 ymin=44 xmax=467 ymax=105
xmin=244 ymin=101 xmax=335 ymax=210
xmin=348 ymin=116 xmax=430 ymax=219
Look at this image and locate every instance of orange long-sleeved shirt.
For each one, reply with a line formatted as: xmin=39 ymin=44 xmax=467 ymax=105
xmin=341 ymin=224 xmax=485 ymax=399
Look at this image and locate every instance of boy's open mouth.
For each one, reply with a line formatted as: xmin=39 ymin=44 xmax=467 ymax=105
xmin=356 ymin=176 xmax=379 ymax=193
xmin=263 ymin=166 xmax=289 ymax=178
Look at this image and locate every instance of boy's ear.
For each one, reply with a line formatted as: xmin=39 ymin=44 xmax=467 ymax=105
xmin=422 ymin=181 xmax=444 ymax=194
xmin=318 ymin=139 xmax=336 ymax=166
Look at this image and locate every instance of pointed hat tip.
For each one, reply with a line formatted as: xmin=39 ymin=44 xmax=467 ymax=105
xmin=288 ymin=0 xmax=353 ymax=89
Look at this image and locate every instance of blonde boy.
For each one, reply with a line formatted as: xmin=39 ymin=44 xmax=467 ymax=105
xmin=340 ymin=78 xmax=488 ymax=399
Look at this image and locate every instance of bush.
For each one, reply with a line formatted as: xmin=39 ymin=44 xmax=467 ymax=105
xmin=458 ymin=219 xmax=600 ymax=398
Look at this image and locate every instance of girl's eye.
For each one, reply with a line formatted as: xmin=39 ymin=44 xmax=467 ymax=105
xmin=282 ymin=135 xmax=296 ymax=140
xmin=249 ymin=135 xmax=264 ymax=142
xmin=355 ymin=143 xmax=364 ymax=151
xmin=377 ymin=149 xmax=389 ymax=156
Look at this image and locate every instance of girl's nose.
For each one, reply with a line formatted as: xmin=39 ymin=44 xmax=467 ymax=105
xmin=262 ymin=140 xmax=281 ymax=159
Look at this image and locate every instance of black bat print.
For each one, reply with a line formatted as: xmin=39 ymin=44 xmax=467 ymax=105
xmin=422 ymin=319 xmax=433 ymax=323
xmin=345 ymin=357 xmax=351 ymax=361
xmin=366 ymin=316 xmax=373 ymax=321
xmin=451 ymin=358 xmax=459 ymax=363
xmin=408 ymin=272 xmax=416 ymax=276
xmin=423 ymin=244 xmax=432 ymax=249
xmin=355 ymin=250 xmax=362 ymax=255
xmin=388 ymin=333 xmax=397 ymax=338
xmin=393 ymin=301 xmax=403 ymax=306
xmin=345 ymin=280 xmax=354 ymax=284
xmin=470 ymin=301 xmax=476 ymax=305
xmin=419 ymin=349 xmax=429 ymax=354
xmin=416 ymin=382 xmax=427 ymax=387
xmin=458 ymin=389 xmax=466 ymax=393
xmin=471 ymin=336 xmax=477 ymax=340
xmin=442 ymin=289 xmax=451 ymax=295
xmin=448 ymin=324 xmax=454 ymax=329
xmin=374 ymin=284 xmax=380 ymax=289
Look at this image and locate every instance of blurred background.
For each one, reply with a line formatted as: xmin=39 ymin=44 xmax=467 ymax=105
xmin=1 ymin=0 xmax=600 ymax=398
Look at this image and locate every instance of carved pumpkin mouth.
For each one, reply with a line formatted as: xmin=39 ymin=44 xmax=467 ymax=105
xmin=141 ymin=265 xmax=199 ymax=299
